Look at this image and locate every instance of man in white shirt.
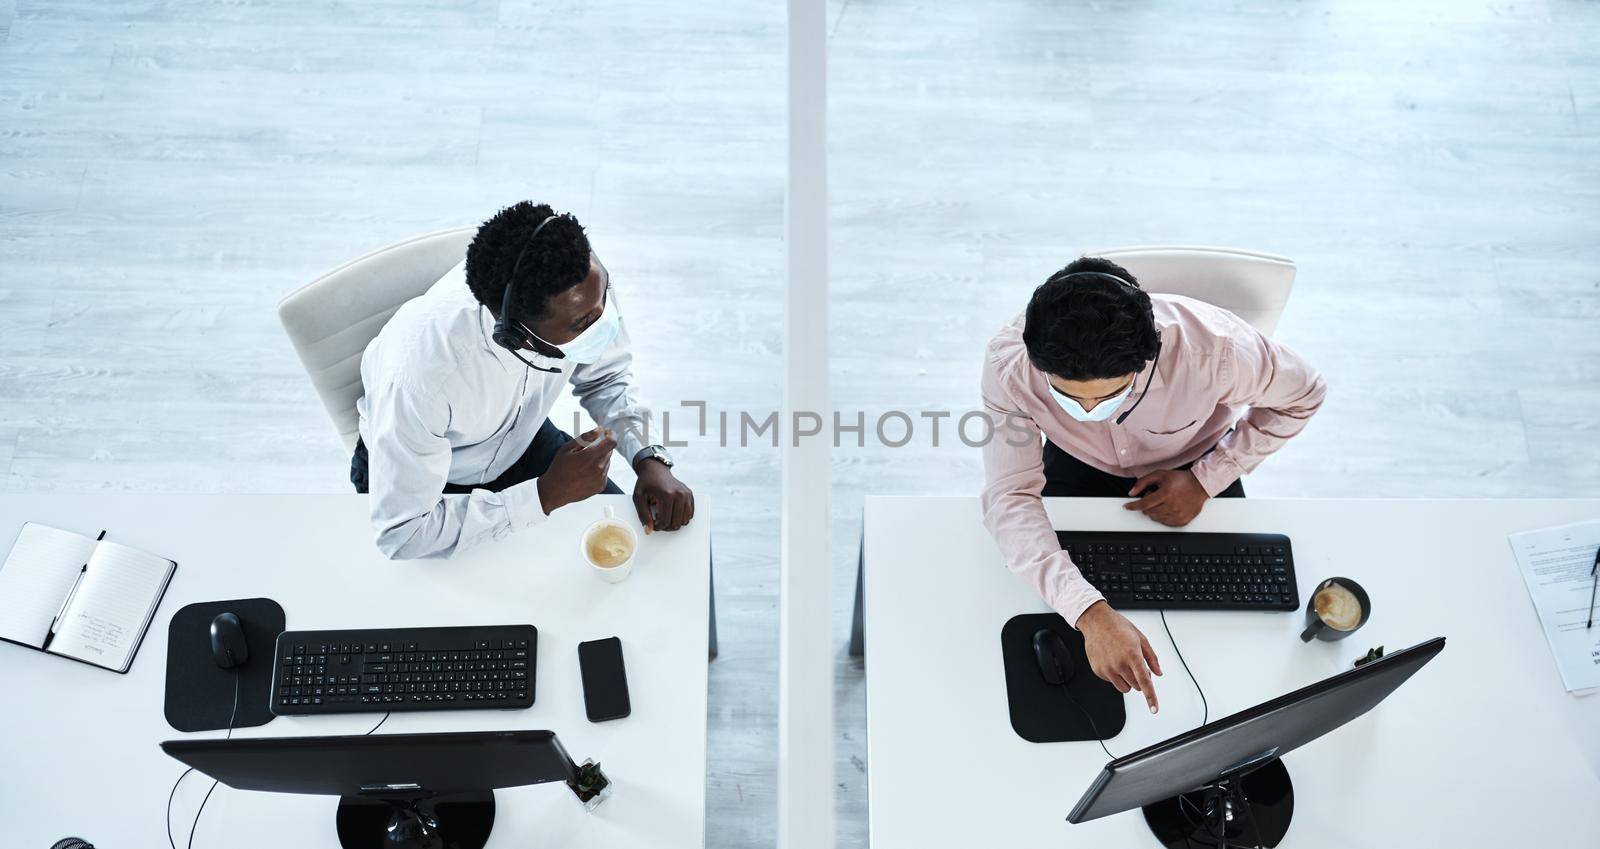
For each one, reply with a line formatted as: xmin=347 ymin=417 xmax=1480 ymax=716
xmin=350 ymin=202 xmax=694 ymax=559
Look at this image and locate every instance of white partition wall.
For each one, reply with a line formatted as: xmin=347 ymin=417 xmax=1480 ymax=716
xmin=779 ymin=0 xmax=833 ymax=847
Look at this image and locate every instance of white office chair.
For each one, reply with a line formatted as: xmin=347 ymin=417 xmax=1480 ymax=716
xmin=278 ymin=227 xmax=474 ymax=452
xmin=1089 ymin=245 xmax=1296 ymax=337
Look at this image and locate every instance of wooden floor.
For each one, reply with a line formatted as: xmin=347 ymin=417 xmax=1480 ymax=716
xmin=3 ymin=0 xmax=1598 ymax=846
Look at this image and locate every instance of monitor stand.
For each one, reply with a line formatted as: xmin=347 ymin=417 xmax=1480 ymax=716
xmin=335 ymin=790 xmax=495 ymax=849
xmin=1140 ymin=756 xmax=1293 ymax=849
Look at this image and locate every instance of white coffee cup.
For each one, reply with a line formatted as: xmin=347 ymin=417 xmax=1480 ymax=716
xmin=581 ymin=506 xmax=637 ymax=583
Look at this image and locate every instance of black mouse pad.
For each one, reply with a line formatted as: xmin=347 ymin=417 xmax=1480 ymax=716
xmin=1001 ymin=613 xmax=1126 ymax=743
xmin=164 ymin=598 xmax=285 ymax=732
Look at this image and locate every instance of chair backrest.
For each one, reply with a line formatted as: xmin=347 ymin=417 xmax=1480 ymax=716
xmin=1089 ymin=245 xmax=1296 ymax=337
xmin=278 ymin=227 xmax=475 ymax=452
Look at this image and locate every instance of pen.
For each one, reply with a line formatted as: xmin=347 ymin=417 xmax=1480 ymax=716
xmin=41 ymin=530 xmax=105 ymax=651
xmin=1587 ymin=545 xmax=1597 ymax=630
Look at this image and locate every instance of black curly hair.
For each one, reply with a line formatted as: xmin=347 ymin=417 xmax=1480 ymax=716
xmin=1023 ymin=256 xmax=1160 ymax=380
xmin=465 ymin=202 xmax=592 ymax=321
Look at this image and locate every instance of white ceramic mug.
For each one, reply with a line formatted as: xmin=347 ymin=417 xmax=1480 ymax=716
xmin=581 ymin=506 xmax=638 ymax=583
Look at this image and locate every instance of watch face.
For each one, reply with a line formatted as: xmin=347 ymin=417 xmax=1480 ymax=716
xmin=638 ymin=446 xmax=672 ymax=467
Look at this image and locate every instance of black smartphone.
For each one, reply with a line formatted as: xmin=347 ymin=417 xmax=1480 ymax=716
xmin=577 ymin=637 xmax=631 ymax=722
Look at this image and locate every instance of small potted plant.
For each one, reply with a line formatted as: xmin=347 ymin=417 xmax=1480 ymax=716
xmin=568 ymin=759 xmax=612 ymax=811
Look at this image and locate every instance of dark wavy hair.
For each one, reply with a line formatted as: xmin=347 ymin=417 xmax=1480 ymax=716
xmin=465 ymin=202 xmax=592 ymax=321
xmin=1023 ymin=256 xmax=1159 ymax=380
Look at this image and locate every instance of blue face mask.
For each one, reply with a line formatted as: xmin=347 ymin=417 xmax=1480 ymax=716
xmin=1050 ymin=378 xmax=1134 ymax=423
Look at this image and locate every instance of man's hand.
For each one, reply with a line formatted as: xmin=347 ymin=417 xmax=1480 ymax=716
xmin=1124 ymin=468 xmax=1208 ymax=526
xmin=1076 ymin=601 xmax=1162 ymax=714
xmin=634 ymin=458 xmax=694 ymax=533
xmin=536 ymin=427 xmax=616 ymax=515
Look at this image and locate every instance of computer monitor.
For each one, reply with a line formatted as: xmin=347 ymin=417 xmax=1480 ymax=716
xmin=1066 ymin=636 xmax=1445 ymax=849
xmin=162 ymin=729 xmax=585 ymax=849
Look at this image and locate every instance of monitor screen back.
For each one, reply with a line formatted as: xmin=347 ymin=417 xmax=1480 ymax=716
xmin=1069 ymin=637 xmax=1444 ymax=823
xmin=161 ymin=729 xmax=574 ymax=796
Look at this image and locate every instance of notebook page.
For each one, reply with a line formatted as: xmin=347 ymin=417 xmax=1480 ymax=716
xmin=0 ymin=523 xmax=98 ymax=648
xmin=49 ymin=539 xmax=174 ymax=671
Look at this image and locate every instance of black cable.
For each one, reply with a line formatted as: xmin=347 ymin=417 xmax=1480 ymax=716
xmin=365 ymin=712 xmax=391 ymax=735
xmin=165 ymin=767 xmax=194 ymax=849
xmin=1160 ymin=609 xmax=1208 ymax=726
xmin=224 ymin=673 xmax=240 ymax=738
xmin=169 ymin=671 xmax=239 ymax=849
xmin=187 ymin=781 xmax=218 ymax=849
xmin=1055 ymin=685 xmax=1117 ymax=760
xmin=1238 ymin=781 xmax=1269 ymax=849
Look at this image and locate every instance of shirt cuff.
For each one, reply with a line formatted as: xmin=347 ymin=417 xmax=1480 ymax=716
xmin=502 ymin=478 xmax=551 ymax=527
xmin=1047 ymin=552 xmax=1107 ymax=628
xmin=1189 ymin=450 xmax=1244 ymax=497
xmin=615 ymin=428 xmax=647 ymax=471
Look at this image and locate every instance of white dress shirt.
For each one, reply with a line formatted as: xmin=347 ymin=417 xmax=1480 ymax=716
xmin=355 ymin=260 xmax=651 ymax=560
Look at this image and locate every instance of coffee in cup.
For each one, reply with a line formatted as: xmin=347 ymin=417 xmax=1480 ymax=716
xmin=582 ymin=506 xmax=637 ymax=583
xmin=1300 ymin=577 xmax=1370 ymax=642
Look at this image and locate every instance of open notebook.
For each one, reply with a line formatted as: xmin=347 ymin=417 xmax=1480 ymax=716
xmin=0 ymin=522 xmax=177 ymax=673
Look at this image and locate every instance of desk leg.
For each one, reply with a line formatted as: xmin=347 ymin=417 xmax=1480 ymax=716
xmin=848 ymin=533 xmax=864 ymax=658
xmin=708 ymin=541 xmax=719 ymax=662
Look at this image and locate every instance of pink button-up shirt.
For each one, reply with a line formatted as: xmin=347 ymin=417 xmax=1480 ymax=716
xmin=980 ymin=294 xmax=1327 ymax=627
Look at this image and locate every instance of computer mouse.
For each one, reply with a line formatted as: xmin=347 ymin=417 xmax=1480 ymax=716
xmin=1033 ymin=627 xmax=1075 ymax=686
xmin=210 ymin=611 xmax=249 ymax=669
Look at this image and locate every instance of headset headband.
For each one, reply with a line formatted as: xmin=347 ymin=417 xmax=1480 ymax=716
xmin=492 ymin=214 xmax=563 ymax=351
xmin=498 ymin=214 xmax=562 ymax=324
xmin=490 ymin=213 xmax=570 ymax=374
xmin=1044 ymin=269 xmax=1141 ymax=290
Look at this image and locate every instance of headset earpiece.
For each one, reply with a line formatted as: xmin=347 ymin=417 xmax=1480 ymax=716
xmin=491 ymin=279 xmax=530 ymax=350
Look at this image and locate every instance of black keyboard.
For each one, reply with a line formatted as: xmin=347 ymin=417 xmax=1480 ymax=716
xmin=270 ymin=625 xmax=537 ymax=716
xmin=1057 ymin=531 xmax=1298 ymax=611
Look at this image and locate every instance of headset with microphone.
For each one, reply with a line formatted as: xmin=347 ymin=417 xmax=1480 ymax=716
xmin=1040 ymin=270 xmax=1163 ymax=425
xmin=492 ymin=213 xmax=566 ymax=374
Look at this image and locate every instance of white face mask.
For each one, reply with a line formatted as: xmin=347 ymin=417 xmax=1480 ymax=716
xmin=523 ymin=274 xmax=618 ymax=366
xmin=1049 ymin=378 xmax=1134 ymax=423
xmin=550 ymin=306 xmax=620 ymax=365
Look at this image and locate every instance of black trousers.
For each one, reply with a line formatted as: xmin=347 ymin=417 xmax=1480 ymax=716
xmin=1041 ymin=440 xmax=1246 ymax=499
xmin=351 ymin=418 xmax=623 ymax=496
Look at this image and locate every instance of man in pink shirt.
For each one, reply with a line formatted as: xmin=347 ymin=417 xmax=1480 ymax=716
xmin=981 ymin=256 xmax=1327 ymax=714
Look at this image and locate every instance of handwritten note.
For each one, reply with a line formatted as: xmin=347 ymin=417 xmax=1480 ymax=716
xmin=1508 ymin=520 xmax=1600 ymax=695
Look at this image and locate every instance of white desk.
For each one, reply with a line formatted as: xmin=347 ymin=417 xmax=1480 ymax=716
xmin=861 ymin=496 xmax=1600 ymax=848
xmin=0 ymin=494 xmax=710 ymax=849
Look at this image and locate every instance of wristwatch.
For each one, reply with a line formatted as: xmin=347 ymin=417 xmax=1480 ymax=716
xmin=633 ymin=445 xmax=674 ymax=469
